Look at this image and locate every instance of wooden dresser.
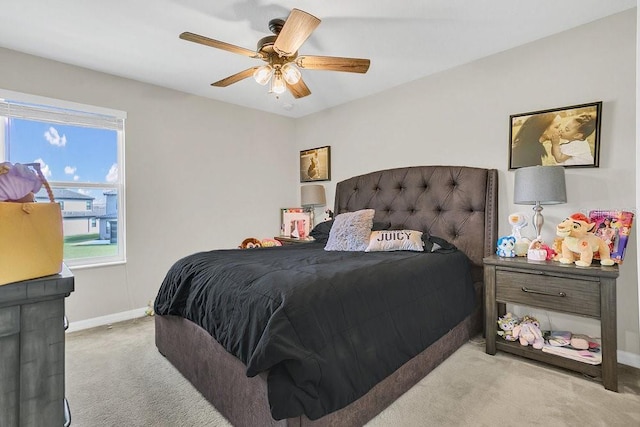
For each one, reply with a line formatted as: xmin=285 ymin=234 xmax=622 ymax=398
xmin=0 ymin=266 xmax=74 ymax=426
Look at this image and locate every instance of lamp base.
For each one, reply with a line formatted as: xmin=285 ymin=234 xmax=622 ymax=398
xmin=532 ymin=203 xmax=544 ymax=239
xmin=307 ymin=207 xmax=316 ymax=230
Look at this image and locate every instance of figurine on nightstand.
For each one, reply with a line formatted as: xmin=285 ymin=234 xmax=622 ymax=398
xmin=508 ymin=212 xmax=531 ymax=256
xmin=527 ymin=238 xmax=557 ymax=261
xmin=323 ymin=209 xmax=334 ymax=222
xmin=496 ymin=235 xmax=516 ymax=257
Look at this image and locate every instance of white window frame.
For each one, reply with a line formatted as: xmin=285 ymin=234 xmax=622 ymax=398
xmin=0 ymin=88 xmax=127 ymax=268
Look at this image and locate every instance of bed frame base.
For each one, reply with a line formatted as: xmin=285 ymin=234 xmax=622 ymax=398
xmin=155 ymin=314 xmax=472 ymax=427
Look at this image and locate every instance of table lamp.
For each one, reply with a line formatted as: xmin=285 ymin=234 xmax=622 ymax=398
xmin=301 ymin=184 xmax=326 ymax=229
xmin=514 ymin=166 xmax=567 ymax=239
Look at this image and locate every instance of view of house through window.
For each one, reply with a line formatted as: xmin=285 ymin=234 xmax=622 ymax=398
xmin=1 ymin=91 xmax=126 ymax=266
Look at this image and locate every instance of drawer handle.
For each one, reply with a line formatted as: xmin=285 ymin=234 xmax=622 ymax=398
xmin=521 ymin=286 xmax=566 ymax=298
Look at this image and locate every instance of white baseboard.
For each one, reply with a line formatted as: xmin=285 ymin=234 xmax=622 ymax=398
xmin=618 ymin=350 xmax=640 ymax=369
xmin=67 ymin=307 xmax=148 ymax=333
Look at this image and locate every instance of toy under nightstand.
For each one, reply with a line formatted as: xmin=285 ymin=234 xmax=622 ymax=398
xmin=483 ymin=255 xmax=619 ymax=391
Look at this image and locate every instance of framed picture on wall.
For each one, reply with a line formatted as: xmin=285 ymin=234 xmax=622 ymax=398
xmin=508 ymin=101 xmax=602 ymax=169
xmin=300 ymin=146 xmax=331 ymax=182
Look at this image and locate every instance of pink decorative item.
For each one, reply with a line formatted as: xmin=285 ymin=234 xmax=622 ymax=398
xmin=0 ymin=162 xmax=43 ymax=202
xmin=527 ymin=238 xmax=556 ymax=261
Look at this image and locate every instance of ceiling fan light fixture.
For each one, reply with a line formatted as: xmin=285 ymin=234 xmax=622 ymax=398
xmin=281 ymin=63 xmax=301 ymax=85
xmin=271 ymin=69 xmax=287 ymax=94
xmin=253 ymin=65 xmax=273 ymax=85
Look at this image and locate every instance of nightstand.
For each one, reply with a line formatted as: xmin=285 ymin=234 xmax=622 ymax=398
xmin=483 ymin=255 xmax=619 ymax=391
xmin=274 ymin=236 xmax=316 ymax=245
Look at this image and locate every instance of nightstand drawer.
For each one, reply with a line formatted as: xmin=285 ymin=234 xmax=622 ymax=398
xmin=495 ymin=269 xmax=601 ymax=317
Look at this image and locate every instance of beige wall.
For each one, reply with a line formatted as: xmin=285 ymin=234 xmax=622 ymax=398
xmin=296 ymin=9 xmax=638 ymax=363
xmin=0 ymin=9 xmax=637 ymax=363
xmin=0 ymin=48 xmax=297 ymax=325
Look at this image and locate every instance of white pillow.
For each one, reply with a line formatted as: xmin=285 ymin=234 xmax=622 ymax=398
xmin=324 ymin=209 xmax=375 ymax=251
xmin=365 ymin=230 xmax=424 ymax=252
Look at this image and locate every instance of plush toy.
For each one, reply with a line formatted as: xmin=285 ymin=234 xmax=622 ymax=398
xmin=260 ymin=238 xmax=282 ymax=248
xmin=556 ymin=213 xmax=615 ymax=267
xmin=512 ymin=315 xmax=544 ymax=349
xmin=527 ymin=238 xmax=556 ymax=261
xmin=496 ymin=236 xmax=516 ymax=257
xmin=239 ymin=237 xmax=262 ymax=249
xmin=497 ymin=312 xmax=520 ymax=341
xmin=239 ymin=238 xmax=283 ymax=249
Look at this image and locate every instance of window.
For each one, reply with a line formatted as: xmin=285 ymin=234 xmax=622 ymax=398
xmin=1 ymin=89 xmax=126 ymax=267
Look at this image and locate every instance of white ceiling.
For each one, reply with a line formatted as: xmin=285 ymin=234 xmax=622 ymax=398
xmin=0 ymin=1 xmax=635 ymax=118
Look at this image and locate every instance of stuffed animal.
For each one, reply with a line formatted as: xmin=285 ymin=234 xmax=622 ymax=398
xmin=239 ymin=238 xmax=283 ymax=249
xmin=260 ymin=238 xmax=282 ymax=248
xmin=556 ymin=213 xmax=615 ymax=267
xmin=239 ymin=237 xmax=262 ymax=249
xmin=512 ymin=315 xmax=544 ymax=349
xmin=497 ymin=312 xmax=520 ymax=341
xmin=527 ymin=238 xmax=556 ymax=261
xmin=496 ymin=236 xmax=516 ymax=257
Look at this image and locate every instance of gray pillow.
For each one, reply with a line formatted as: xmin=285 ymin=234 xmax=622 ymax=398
xmin=324 ymin=209 xmax=375 ymax=251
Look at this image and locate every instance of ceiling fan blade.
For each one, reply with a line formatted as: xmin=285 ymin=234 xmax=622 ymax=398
xmin=273 ymin=9 xmax=321 ymax=57
xmin=287 ymin=78 xmax=311 ymax=99
xmin=211 ymin=67 xmax=260 ymax=87
xmin=296 ymin=56 xmax=370 ymax=73
xmin=180 ymin=32 xmax=262 ymax=59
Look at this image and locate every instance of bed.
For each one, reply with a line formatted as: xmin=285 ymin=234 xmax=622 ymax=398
xmin=154 ymin=165 xmax=498 ymax=426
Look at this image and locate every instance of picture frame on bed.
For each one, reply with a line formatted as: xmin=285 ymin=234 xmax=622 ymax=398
xmin=280 ymin=208 xmax=312 ymax=239
xmin=300 ymin=146 xmax=331 ymax=182
xmin=508 ymin=101 xmax=602 ymax=169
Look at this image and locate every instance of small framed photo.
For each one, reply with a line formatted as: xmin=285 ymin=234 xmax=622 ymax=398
xmin=300 ymin=146 xmax=331 ymax=182
xmin=509 ymin=101 xmax=602 ymax=169
xmin=280 ymin=208 xmax=312 ymax=239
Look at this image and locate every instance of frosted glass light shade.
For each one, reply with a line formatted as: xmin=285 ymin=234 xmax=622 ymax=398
xmin=281 ymin=63 xmax=301 ymax=85
xmin=253 ymin=65 xmax=273 ymax=85
xmin=271 ymin=70 xmax=286 ymax=94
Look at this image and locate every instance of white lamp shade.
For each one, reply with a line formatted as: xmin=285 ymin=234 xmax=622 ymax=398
xmin=301 ymin=184 xmax=326 ymax=207
xmin=514 ymin=166 xmax=567 ymax=205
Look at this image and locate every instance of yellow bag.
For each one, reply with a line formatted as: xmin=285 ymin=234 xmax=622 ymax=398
xmin=0 ymin=168 xmax=63 ymax=286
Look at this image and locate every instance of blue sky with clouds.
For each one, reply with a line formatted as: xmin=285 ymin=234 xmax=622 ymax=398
xmin=7 ymin=118 xmax=119 ymax=201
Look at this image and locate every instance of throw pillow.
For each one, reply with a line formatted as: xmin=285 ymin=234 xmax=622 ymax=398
xmin=309 ymin=219 xmax=334 ymax=244
xmin=365 ymin=230 xmax=424 ymax=252
xmin=324 ymin=209 xmax=375 ymax=251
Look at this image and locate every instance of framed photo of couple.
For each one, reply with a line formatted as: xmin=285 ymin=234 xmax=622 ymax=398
xmin=508 ymin=101 xmax=602 ymax=169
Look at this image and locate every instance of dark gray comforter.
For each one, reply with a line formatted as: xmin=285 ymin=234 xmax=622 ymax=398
xmin=154 ymin=243 xmax=475 ymax=420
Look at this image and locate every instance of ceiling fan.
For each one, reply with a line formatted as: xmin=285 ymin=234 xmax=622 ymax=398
xmin=179 ymin=8 xmax=371 ymax=99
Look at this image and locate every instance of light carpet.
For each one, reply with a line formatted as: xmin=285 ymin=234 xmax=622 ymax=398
xmin=66 ymin=316 xmax=640 ymax=426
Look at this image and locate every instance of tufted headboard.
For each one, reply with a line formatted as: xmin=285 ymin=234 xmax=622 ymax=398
xmin=334 ymin=165 xmax=498 ymax=268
